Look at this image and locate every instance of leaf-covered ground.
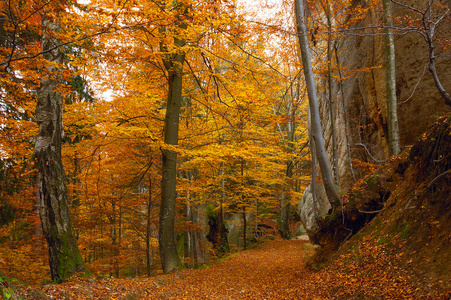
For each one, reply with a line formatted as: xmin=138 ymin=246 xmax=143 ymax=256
xmin=18 ymin=239 xmax=450 ymax=299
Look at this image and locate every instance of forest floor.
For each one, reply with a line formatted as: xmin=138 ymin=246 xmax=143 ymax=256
xmin=16 ymin=237 xmax=450 ymax=300
xmin=9 ymin=115 xmax=451 ymax=300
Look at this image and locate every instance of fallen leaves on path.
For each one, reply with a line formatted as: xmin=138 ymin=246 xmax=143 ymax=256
xmin=20 ymin=240 xmax=450 ymax=299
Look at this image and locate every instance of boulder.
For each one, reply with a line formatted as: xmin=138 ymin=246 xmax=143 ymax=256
xmin=299 ymin=184 xmax=331 ymax=238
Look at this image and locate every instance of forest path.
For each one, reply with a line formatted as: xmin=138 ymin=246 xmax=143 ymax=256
xmin=27 ymin=239 xmax=448 ymax=299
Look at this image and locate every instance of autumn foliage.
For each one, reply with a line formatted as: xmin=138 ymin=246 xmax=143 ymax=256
xmin=0 ymin=0 xmax=311 ymax=283
xmin=1 ymin=0 xmax=451 ymax=295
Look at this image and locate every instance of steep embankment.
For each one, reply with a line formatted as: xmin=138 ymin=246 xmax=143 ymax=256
xmin=310 ymin=114 xmax=451 ymax=295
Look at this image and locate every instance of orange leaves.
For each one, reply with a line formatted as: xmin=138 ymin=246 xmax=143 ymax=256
xmin=2 ymin=0 xmax=311 ymax=282
xmin=19 ymin=238 xmax=445 ymax=299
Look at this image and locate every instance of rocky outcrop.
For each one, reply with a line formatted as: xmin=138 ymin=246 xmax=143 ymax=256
xmin=310 ymin=114 xmax=451 ymax=249
xmin=305 ymin=0 xmax=451 ymax=243
xmin=310 ymin=0 xmax=451 ymax=216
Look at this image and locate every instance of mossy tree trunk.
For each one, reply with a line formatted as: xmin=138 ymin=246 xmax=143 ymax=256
xmin=33 ymin=13 xmax=85 ymax=282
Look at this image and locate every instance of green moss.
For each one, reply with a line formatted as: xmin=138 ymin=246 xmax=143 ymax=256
xmin=54 ymin=230 xmax=85 ymax=283
xmin=400 ymin=224 xmax=410 ymax=239
xmin=322 ymin=212 xmax=337 ymax=226
xmin=367 ymin=174 xmax=377 ymax=185
xmin=376 ymin=236 xmax=391 ymax=246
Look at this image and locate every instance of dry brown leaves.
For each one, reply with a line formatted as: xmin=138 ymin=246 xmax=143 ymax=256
xmin=19 ymin=240 xmax=450 ymax=299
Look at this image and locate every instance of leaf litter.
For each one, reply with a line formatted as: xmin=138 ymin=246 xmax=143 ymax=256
xmin=18 ymin=239 xmax=450 ymax=299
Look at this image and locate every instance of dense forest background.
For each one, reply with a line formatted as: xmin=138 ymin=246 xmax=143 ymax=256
xmin=1 ymin=0 xmax=450 ymax=289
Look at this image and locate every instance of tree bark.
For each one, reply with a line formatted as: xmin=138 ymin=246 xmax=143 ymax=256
xmin=326 ymin=0 xmax=340 ymax=186
xmin=206 ymin=205 xmax=229 ymax=256
xmin=279 ymin=191 xmax=291 ymax=239
xmin=295 ymin=0 xmax=341 ymax=210
xmin=33 ymin=13 xmax=85 ymax=282
xmin=278 ymin=90 xmax=295 ymax=239
xmin=158 ymin=23 xmax=185 ymax=273
xmin=146 ymin=174 xmax=152 ymax=277
xmin=383 ymin=0 xmax=401 ymax=155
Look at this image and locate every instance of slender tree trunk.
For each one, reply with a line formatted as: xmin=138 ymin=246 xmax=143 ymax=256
xmin=242 ymin=206 xmax=247 ymax=250
xmin=159 ymin=24 xmax=185 ymax=273
xmin=184 ymin=195 xmax=191 ymax=267
xmin=279 ymin=158 xmax=293 ymax=239
xmin=33 ymin=13 xmax=85 ymax=282
xmin=240 ymin=158 xmax=247 ymax=250
xmin=183 ymin=172 xmax=194 ymax=268
xmin=308 ymin=107 xmax=318 ymax=213
xmin=326 ymin=0 xmax=340 ymax=186
xmin=279 ymin=191 xmax=290 ymax=239
xmin=295 ymin=0 xmax=341 ymax=210
xmin=383 ymin=0 xmax=401 ymax=155
xmin=146 ymin=174 xmax=152 ymax=277
xmin=429 ymin=45 xmax=451 ymax=106
xmin=279 ymin=91 xmax=295 ymax=239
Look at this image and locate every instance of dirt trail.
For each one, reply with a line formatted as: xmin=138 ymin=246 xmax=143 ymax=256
xmin=22 ymin=239 xmax=449 ymax=299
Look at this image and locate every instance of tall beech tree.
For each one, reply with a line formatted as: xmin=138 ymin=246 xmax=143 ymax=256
xmin=158 ymin=2 xmax=188 ymax=274
xmin=33 ymin=9 xmax=85 ymax=282
xmin=294 ymin=0 xmax=341 ymax=210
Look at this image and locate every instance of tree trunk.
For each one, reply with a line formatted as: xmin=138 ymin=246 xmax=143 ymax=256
xmin=307 ymin=107 xmax=320 ymax=215
xmin=279 ymin=159 xmax=293 ymax=239
xmin=295 ymin=0 xmax=341 ymax=210
xmin=279 ymin=191 xmax=291 ymax=239
xmin=383 ymin=0 xmax=401 ymax=155
xmin=206 ymin=205 xmax=229 ymax=256
xmin=33 ymin=14 xmax=85 ymax=282
xmin=326 ymin=0 xmax=340 ymax=186
xmin=184 ymin=183 xmax=193 ymax=268
xmin=146 ymin=174 xmax=152 ymax=277
xmin=158 ymin=24 xmax=185 ymax=273
xmin=278 ymin=90 xmax=295 ymax=240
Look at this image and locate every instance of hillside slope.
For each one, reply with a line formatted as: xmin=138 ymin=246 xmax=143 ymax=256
xmin=310 ymin=113 xmax=451 ymax=295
